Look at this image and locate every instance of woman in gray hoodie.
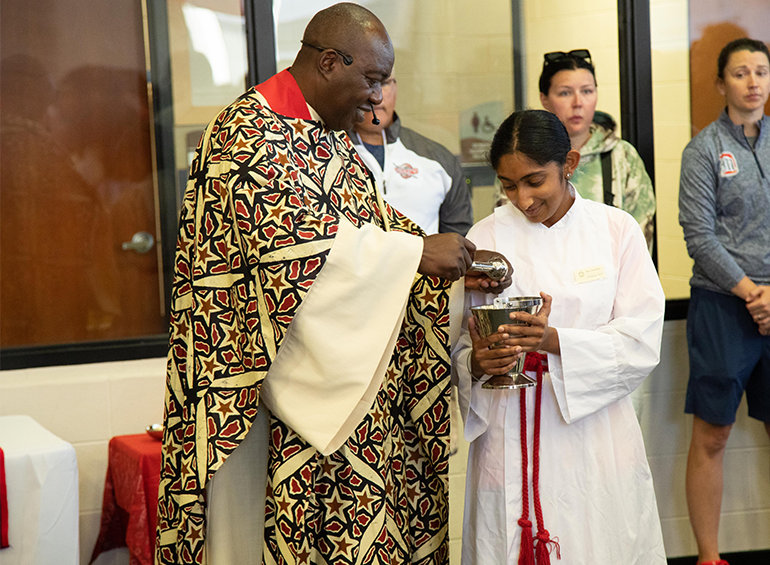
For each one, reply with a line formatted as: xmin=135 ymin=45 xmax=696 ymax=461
xmin=679 ymin=37 xmax=770 ymax=565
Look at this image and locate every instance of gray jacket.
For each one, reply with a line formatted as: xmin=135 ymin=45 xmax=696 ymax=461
xmin=679 ymin=109 xmax=770 ymax=294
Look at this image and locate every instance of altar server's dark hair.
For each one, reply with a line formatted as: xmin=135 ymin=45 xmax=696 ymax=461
xmin=489 ymin=109 xmax=571 ymax=170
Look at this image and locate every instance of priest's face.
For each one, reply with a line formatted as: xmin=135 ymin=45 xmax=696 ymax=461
xmin=320 ymin=35 xmax=394 ymax=131
xmin=496 ymin=151 xmax=577 ymax=227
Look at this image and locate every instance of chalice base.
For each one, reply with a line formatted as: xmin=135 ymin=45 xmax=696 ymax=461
xmin=482 ymin=372 xmax=537 ymax=389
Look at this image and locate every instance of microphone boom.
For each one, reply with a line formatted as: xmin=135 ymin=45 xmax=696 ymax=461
xmin=371 ymin=104 xmax=380 ymax=125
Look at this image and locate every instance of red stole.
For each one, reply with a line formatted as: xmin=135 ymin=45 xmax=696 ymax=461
xmin=254 ymin=69 xmax=312 ymax=120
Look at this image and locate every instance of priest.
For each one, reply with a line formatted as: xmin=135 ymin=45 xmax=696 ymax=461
xmin=156 ymin=4 xmax=506 ymax=564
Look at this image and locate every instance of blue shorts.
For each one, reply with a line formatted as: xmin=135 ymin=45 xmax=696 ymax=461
xmin=685 ymin=287 xmax=770 ymax=426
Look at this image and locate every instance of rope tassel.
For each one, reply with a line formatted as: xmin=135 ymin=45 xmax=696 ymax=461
xmin=535 ymin=529 xmax=560 ymax=564
xmin=518 ymin=519 xmax=535 ymax=565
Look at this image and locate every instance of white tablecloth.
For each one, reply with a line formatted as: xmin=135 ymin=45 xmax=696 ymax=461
xmin=0 ymin=415 xmax=79 ymax=565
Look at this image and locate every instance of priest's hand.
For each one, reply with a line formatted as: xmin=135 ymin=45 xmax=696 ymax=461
xmin=418 ymin=233 xmax=475 ymax=281
xmin=498 ymin=292 xmax=560 ymax=355
xmin=465 ymin=250 xmax=512 ymax=294
xmin=468 ymin=314 xmax=521 ymax=379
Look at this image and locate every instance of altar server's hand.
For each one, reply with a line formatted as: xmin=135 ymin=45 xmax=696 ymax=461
xmin=464 ymin=250 xmax=513 ymax=294
xmin=468 ymin=315 xmax=521 ymax=379
xmin=419 ymin=233 xmax=475 ymax=281
xmin=499 ymin=292 xmax=560 ymax=355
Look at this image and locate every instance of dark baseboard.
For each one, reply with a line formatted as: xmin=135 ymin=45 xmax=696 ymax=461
xmin=665 ymin=298 xmax=689 ymax=320
xmin=0 ymin=336 xmax=168 ymax=370
xmin=668 ymin=550 xmax=770 ymax=565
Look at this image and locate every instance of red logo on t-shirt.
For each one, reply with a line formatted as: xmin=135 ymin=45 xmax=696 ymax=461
xmin=719 ymin=152 xmax=739 ymax=177
xmin=394 ymin=163 xmax=418 ymax=179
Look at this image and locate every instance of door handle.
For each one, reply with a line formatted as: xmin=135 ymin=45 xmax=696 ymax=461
xmin=122 ymin=231 xmax=155 ymax=254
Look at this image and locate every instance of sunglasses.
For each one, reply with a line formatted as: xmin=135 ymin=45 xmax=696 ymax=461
xmin=543 ymin=49 xmax=592 ymax=67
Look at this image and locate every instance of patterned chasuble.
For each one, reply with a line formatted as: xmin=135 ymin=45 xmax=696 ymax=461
xmin=156 ymin=70 xmax=453 ymax=565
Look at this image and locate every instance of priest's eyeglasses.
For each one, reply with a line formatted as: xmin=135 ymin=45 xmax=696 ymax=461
xmin=301 ymin=40 xmax=353 ymax=66
xmin=543 ymin=49 xmax=592 ymax=67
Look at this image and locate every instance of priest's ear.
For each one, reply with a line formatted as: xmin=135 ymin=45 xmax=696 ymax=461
xmin=317 ymin=50 xmax=345 ymax=77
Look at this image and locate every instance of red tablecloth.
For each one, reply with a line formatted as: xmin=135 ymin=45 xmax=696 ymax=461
xmin=91 ymin=433 xmax=162 ymax=565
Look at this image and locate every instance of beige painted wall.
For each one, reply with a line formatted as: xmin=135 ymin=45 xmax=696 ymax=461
xmin=650 ymin=0 xmax=694 ymax=299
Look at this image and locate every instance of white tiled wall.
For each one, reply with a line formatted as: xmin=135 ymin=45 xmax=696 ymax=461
xmin=1 ymin=328 xmax=768 ymax=564
xmin=0 ymin=358 xmax=166 ymax=565
xmin=641 ymin=321 xmax=770 ymax=556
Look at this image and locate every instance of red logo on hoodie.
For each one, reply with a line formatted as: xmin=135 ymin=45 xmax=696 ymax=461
xmin=719 ymin=152 xmax=739 ymax=177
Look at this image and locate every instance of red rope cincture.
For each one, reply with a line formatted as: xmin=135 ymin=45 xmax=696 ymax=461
xmin=518 ymin=383 xmax=534 ymax=565
xmin=517 ymin=353 xmax=560 ymax=565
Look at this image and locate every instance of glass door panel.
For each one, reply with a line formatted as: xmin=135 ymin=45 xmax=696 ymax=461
xmin=273 ymin=0 xmax=515 ymax=222
xmin=1 ymin=0 xmax=165 ymax=346
xmin=521 ymin=0 xmax=622 ymax=125
xmin=166 ymin=0 xmax=248 ymax=203
xmin=689 ymin=0 xmax=770 ymax=136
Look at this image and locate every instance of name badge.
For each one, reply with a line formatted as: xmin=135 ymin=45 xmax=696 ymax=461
xmin=573 ymin=265 xmax=606 ymax=284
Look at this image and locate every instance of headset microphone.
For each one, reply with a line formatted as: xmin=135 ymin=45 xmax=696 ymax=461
xmin=371 ymin=104 xmax=380 ymax=125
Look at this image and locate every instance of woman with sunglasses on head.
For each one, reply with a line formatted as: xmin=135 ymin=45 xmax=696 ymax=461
xmin=453 ymin=109 xmax=666 ymax=565
xmin=538 ymin=49 xmax=656 ymax=253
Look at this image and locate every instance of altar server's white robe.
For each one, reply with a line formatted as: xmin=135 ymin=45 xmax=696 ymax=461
xmin=452 ymin=190 xmax=667 ymax=565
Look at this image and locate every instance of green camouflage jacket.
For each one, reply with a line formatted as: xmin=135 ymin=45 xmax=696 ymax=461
xmin=572 ymin=122 xmax=655 ymax=252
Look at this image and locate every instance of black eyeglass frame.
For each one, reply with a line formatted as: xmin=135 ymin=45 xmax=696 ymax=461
xmin=300 ymin=40 xmax=353 ymax=66
xmin=543 ymin=49 xmax=593 ymax=67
